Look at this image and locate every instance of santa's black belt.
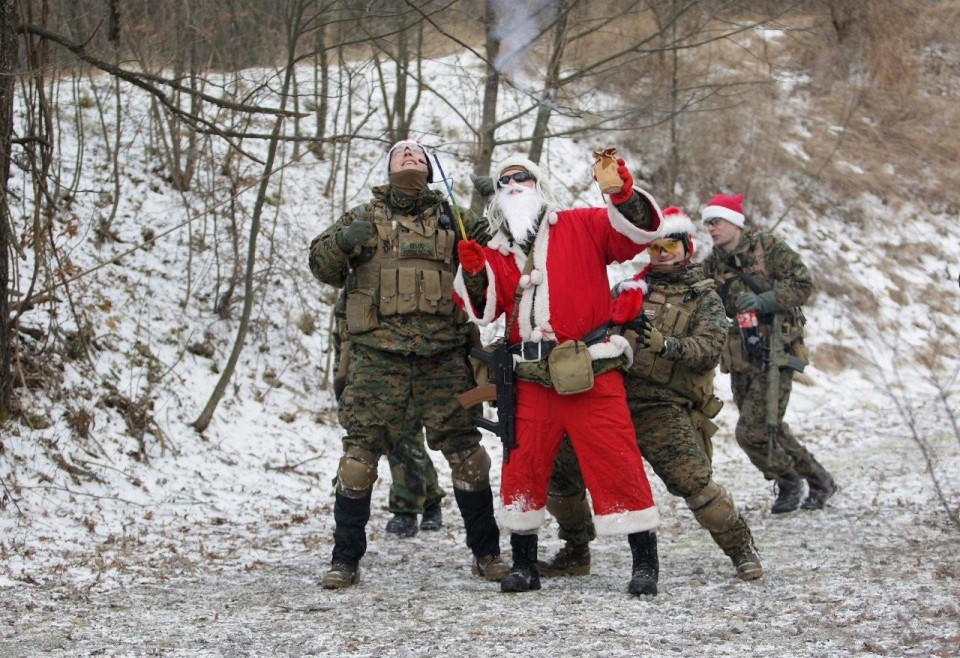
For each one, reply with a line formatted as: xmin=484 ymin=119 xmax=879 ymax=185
xmin=511 ymin=325 xmax=610 ymax=362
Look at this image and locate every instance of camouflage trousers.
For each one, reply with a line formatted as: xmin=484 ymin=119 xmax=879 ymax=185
xmin=338 ymin=344 xmax=482 ymax=481
xmin=730 ymin=367 xmax=816 ymax=480
xmin=550 ymin=402 xmax=754 ymax=556
xmin=387 ymin=415 xmax=446 ymax=514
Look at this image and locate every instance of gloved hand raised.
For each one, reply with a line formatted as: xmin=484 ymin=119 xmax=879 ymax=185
xmin=465 ymin=215 xmax=491 ymax=245
xmin=609 ymin=158 xmax=635 ymax=205
xmin=735 ymin=290 xmax=777 ymax=314
xmin=458 ymin=239 xmax=487 ymax=275
xmin=335 ymin=218 xmax=374 ymax=253
xmin=470 ymin=174 xmax=496 ymax=200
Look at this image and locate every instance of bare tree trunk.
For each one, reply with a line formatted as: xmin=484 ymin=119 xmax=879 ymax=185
xmin=528 ymin=0 xmax=570 ymax=163
xmin=0 ymin=0 xmax=18 ymax=418
xmin=472 ymin=0 xmax=501 ymax=215
xmin=192 ymin=1 xmax=307 ymax=433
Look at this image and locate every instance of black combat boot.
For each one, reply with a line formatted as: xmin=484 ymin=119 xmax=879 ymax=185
xmin=385 ymin=513 xmax=419 ymax=537
xmin=770 ymin=470 xmax=804 ymax=514
xmin=454 ymin=487 xmax=507 ymax=580
xmin=420 ymin=498 xmax=443 ymax=531
xmin=627 ymin=531 xmax=659 ymax=597
xmin=802 ymin=461 xmax=838 ymax=510
xmin=322 ymin=492 xmax=371 ymax=589
xmin=538 ymin=541 xmax=591 ymax=577
xmin=501 ymin=533 xmax=541 ymax=593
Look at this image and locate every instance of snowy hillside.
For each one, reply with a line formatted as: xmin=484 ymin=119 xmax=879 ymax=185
xmin=2 ymin=42 xmax=959 ymax=658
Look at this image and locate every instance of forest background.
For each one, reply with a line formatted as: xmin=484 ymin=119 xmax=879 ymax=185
xmin=1 ymin=1 xmax=959 ymax=656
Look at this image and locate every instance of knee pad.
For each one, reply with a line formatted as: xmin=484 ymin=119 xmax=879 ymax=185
xmin=686 ymin=480 xmax=740 ymax=533
xmin=336 ymin=446 xmax=380 ymax=498
xmin=446 ymin=445 xmax=491 ymax=491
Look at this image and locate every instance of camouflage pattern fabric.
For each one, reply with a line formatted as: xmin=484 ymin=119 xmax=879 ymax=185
xmin=387 ymin=416 xmax=445 ymax=514
xmin=701 ymin=229 xmax=812 ymax=322
xmin=730 ymin=368 xmax=815 ymax=479
xmin=338 ymin=343 xmax=481 ymax=464
xmin=331 ymin=304 xmax=445 ymax=514
xmin=623 ymin=264 xmax=727 ymax=403
xmin=702 ymin=228 xmax=817 ymax=480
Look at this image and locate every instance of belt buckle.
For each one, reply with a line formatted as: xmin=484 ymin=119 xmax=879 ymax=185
xmin=521 ymin=341 xmax=542 ymax=362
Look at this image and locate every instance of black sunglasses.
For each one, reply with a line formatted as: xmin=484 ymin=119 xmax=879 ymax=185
xmin=498 ymin=171 xmax=536 ymax=187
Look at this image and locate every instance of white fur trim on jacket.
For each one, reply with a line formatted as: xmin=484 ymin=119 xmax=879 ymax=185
xmin=590 ymin=334 xmax=634 ymax=369
xmin=607 ymin=187 xmax=664 ymax=243
xmin=453 ymin=261 xmax=498 ymax=326
xmin=497 ymin=505 xmax=545 ymax=533
xmin=593 ymin=505 xmax=659 ymax=536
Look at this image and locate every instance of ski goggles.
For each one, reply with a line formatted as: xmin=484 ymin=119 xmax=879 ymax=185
xmin=497 ymin=171 xmax=536 ymax=187
xmin=647 ymin=239 xmax=684 ymax=255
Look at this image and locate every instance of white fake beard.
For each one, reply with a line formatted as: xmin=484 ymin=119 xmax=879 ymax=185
xmin=497 ymin=186 xmax=543 ymax=245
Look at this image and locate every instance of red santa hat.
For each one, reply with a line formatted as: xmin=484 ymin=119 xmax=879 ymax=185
xmin=701 ymin=192 xmax=745 ymax=228
xmin=495 ymin=155 xmax=544 ymax=182
xmin=659 ymin=206 xmax=696 ymax=260
xmin=386 ymin=140 xmax=435 ymax=183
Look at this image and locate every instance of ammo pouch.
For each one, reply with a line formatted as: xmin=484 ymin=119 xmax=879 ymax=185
xmin=548 ymin=340 xmax=595 ymax=395
xmin=719 ymin=331 xmax=752 ymax=374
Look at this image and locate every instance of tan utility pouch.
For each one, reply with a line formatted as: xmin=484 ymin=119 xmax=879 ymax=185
xmin=548 ymin=340 xmax=595 ymax=395
xmin=345 ymin=290 xmax=378 ymax=334
xmin=397 ymin=268 xmax=418 ymax=314
xmin=720 ymin=333 xmax=751 ymax=373
xmin=701 ymin=395 xmax=724 ymax=419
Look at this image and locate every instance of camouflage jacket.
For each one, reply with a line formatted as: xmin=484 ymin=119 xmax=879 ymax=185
xmin=309 ymin=185 xmax=485 ymax=356
xmin=701 ymin=228 xmax=812 ymax=331
xmin=623 ymin=264 xmax=727 ymax=407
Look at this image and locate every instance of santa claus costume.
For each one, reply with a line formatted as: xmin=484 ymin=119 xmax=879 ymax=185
xmin=454 ymin=156 xmax=663 ymax=539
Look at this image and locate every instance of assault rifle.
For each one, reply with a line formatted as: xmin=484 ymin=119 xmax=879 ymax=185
xmin=762 ymin=312 xmax=806 ymax=441
xmin=456 ymin=345 xmax=517 ymax=462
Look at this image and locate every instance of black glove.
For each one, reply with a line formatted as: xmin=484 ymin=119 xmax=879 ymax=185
xmin=470 ymin=174 xmax=496 ymax=200
xmin=335 ymin=218 xmax=374 ymax=253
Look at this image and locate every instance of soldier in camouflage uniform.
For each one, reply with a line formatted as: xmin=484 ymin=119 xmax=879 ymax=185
xmin=541 ymin=207 xmax=763 ymax=582
xmin=700 ymin=193 xmax=837 ymax=514
xmin=331 ymin=292 xmax=444 ymax=538
xmin=309 ymin=140 xmax=507 ymax=589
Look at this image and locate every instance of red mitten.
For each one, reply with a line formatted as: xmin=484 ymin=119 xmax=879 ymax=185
xmin=458 ymin=239 xmax=487 ymax=275
xmin=611 ymin=285 xmax=645 ymax=326
xmin=609 ymin=158 xmax=634 ymax=204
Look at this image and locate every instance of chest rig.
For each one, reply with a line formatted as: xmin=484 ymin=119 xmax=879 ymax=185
xmin=714 ymin=236 xmax=770 ymax=305
xmin=344 ymin=200 xmax=457 ymax=334
xmin=630 ymin=279 xmax=715 ymax=406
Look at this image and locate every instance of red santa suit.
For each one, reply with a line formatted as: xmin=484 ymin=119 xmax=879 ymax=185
xmin=454 ymin=191 xmax=662 ymax=536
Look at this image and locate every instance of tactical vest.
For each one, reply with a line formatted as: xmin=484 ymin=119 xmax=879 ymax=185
xmin=343 ymin=200 xmax=457 ymax=334
xmin=630 ymin=279 xmax=716 ymax=407
xmin=713 ymin=236 xmax=770 ymax=296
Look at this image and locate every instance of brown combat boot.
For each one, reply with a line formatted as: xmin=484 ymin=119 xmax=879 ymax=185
xmin=472 ymin=554 xmax=511 ymax=581
xmin=538 ymin=541 xmax=591 ymax=577
xmin=321 ymin=561 xmax=359 ymax=589
xmin=727 ymin=543 xmax=763 ymax=581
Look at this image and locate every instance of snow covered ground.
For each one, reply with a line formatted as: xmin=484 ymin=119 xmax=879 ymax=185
xmin=2 ymin=49 xmax=959 ymax=658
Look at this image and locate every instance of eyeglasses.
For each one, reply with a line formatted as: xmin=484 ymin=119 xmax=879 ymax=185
xmin=498 ymin=171 xmax=536 ymax=187
xmin=703 ymin=218 xmax=721 ymax=226
xmin=647 ymin=239 xmax=684 ymax=255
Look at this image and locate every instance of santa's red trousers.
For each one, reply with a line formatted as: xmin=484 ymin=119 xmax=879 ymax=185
xmin=499 ymin=371 xmax=657 ymax=534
